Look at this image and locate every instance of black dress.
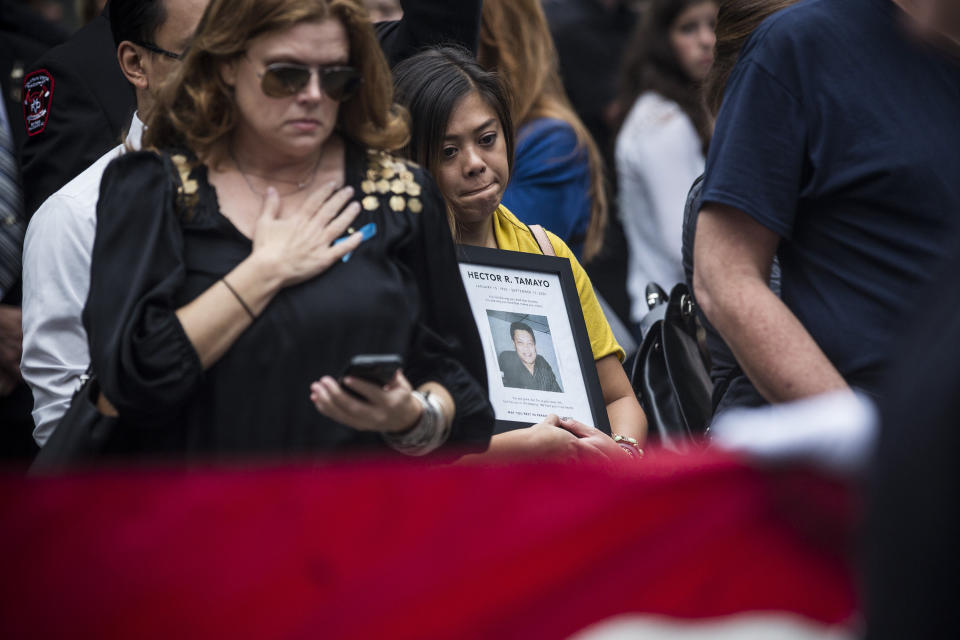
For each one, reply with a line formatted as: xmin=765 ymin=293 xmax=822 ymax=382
xmin=83 ymin=142 xmax=493 ymax=458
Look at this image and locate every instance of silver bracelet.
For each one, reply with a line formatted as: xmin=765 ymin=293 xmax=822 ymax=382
xmin=381 ymin=390 xmax=451 ymax=456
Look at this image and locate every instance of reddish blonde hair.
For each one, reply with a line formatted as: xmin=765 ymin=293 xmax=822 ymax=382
xmin=144 ymin=0 xmax=408 ymax=162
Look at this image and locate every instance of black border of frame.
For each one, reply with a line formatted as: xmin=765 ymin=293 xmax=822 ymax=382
xmin=456 ymin=245 xmax=611 ymax=435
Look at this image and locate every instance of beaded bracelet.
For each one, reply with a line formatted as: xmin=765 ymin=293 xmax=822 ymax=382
xmin=382 ymin=390 xmax=451 ymax=456
xmin=613 ymin=433 xmax=644 ymax=459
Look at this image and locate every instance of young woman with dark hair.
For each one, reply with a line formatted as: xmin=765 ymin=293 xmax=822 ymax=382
xmin=394 ymin=46 xmax=646 ymax=462
xmin=615 ymin=0 xmax=717 ymax=334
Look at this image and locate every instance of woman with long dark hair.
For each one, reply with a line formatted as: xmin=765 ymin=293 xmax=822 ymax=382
xmin=615 ymin=0 xmax=717 ymax=333
xmin=394 ymin=46 xmax=646 ymax=461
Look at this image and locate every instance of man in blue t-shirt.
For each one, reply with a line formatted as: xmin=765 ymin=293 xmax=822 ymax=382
xmin=693 ymin=0 xmax=960 ymax=404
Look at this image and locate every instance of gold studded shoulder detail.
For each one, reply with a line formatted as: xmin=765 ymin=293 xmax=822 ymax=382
xmin=361 ymin=150 xmax=424 ymax=214
xmin=170 ymin=153 xmax=199 ymax=218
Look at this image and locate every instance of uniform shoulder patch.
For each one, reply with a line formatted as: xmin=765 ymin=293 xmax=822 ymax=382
xmin=23 ymin=69 xmax=55 ymax=137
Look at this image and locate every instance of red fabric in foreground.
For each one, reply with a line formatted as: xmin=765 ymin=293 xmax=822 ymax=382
xmin=0 ymin=451 xmax=858 ymax=639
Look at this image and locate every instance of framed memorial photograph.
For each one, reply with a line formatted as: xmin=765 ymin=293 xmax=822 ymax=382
xmin=457 ymin=246 xmax=611 ymax=435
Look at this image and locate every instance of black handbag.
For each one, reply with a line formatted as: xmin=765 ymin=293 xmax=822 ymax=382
xmin=630 ymin=282 xmax=713 ymax=452
xmin=29 ymin=367 xmax=118 ymax=473
xmin=29 ymin=153 xmax=196 ymax=473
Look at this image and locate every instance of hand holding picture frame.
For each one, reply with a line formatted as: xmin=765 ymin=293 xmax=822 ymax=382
xmin=457 ymin=246 xmax=611 ymax=435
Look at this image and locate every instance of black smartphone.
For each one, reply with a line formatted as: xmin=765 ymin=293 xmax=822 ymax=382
xmin=339 ymin=354 xmax=404 ymax=398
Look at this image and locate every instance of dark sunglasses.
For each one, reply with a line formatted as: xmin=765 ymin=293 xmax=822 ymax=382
xmin=255 ymin=62 xmax=362 ymax=101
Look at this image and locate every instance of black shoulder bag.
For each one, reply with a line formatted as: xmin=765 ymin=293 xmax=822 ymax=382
xmin=630 ymin=282 xmax=713 ymax=452
xmin=29 ymin=367 xmax=118 ymax=472
xmin=30 ymin=152 xmax=195 ymax=473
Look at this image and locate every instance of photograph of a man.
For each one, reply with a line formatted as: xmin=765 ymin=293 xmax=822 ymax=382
xmin=497 ymin=321 xmax=562 ymax=393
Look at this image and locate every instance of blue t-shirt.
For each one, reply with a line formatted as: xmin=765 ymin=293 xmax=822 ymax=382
xmin=701 ymin=0 xmax=960 ymax=394
xmin=502 ymin=118 xmax=591 ymax=258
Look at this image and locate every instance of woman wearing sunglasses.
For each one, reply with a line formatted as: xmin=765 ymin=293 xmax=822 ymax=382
xmin=81 ymin=0 xmax=494 ymax=459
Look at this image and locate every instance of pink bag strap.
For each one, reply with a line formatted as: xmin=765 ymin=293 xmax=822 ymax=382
xmin=528 ymin=224 xmax=556 ymax=257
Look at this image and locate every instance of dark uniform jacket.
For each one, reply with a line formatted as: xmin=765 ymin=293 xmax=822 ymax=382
xmin=2 ymin=32 xmax=44 ymax=153
xmin=0 ymin=0 xmax=60 ymax=459
xmin=19 ymin=10 xmax=134 ymax=217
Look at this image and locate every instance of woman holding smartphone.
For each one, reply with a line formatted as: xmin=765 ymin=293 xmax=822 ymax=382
xmin=83 ymin=0 xmax=493 ymax=459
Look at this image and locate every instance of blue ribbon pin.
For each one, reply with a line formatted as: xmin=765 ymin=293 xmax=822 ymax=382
xmin=334 ymin=222 xmax=377 ymax=262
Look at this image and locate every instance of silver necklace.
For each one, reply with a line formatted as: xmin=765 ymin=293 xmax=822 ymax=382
xmin=229 ymin=144 xmax=322 ymax=198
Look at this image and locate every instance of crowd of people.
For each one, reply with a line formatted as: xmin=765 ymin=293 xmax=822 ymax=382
xmin=0 ymin=0 xmax=957 ymax=461
xmin=3 ymin=0 xmax=960 ymax=634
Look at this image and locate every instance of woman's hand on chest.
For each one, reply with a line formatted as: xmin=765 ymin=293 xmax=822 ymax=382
xmin=245 ymin=181 xmax=366 ymax=289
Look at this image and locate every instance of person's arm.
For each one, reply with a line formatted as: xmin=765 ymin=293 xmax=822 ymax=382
xmin=466 ymin=416 xmax=579 ymax=462
xmin=374 ymin=0 xmax=483 ymax=67
xmin=457 ymin=415 xmax=591 ymax=464
xmin=173 ymin=184 xmax=361 ymax=369
xmin=389 ymin=166 xmax=495 ymax=453
xmin=693 ymin=203 xmax=849 ymax=403
xmin=303 ymin=160 xmax=493 ymax=451
xmin=84 ymin=152 xmax=363 ymax=421
xmin=596 ymin=354 xmax=646 ymax=443
xmin=545 ymin=232 xmax=643 ymax=436
xmin=20 ymin=191 xmax=97 ymax=444
xmin=459 ymin=415 xmax=637 ymax=465
xmin=310 ymin=372 xmax=451 ymax=436
xmin=0 ymin=305 xmax=21 ymax=396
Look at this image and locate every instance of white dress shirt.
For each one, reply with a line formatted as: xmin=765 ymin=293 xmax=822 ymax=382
xmin=21 ymin=114 xmax=143 ymax=445
xmin=615 ymin=91 xmax=704 ymax=323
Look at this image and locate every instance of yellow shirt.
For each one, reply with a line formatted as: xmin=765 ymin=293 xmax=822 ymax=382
xmin=492 ymin=205 xmax=625 ymax=362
